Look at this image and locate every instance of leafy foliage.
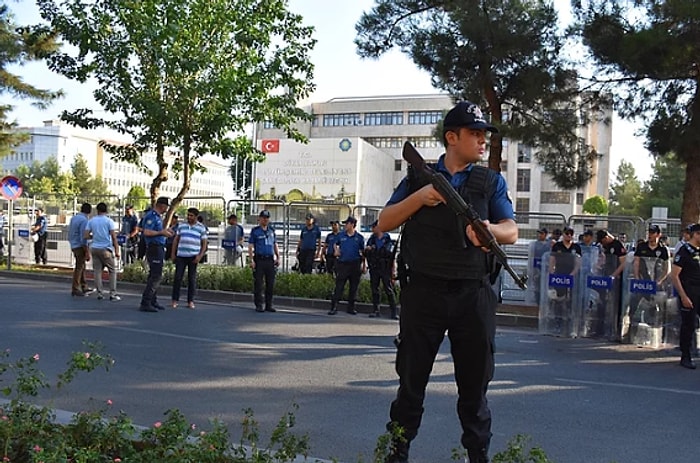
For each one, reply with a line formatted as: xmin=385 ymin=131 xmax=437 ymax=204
xmin=355 ymin=0 xmax=606 ymax=188
xmin=637 ymin=154 xmax=685 ymax=219
xmin=582 ymin=195 xmax=608 ymax=215
xmin=13 ymin=156 xmax=111 ymax=199
xmin=608 ymin=160 xmax=642 ymax=216
xmin=572 ymin=0 xmax=700 ymax=222
xmin=0 ymin=3 xmax=62 ymax=159
xmin=37 ymin=0 xmax=316 ymax=220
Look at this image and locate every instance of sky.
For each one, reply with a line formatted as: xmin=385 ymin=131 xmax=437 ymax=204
xmin=5 ymin=0 xmax=654 ymax=181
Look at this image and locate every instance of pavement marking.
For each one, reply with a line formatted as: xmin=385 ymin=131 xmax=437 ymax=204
xmin=555 ymin=377 xmax=700 ymax=396
xmin=85 ymin=322 xmax=276 ymax=350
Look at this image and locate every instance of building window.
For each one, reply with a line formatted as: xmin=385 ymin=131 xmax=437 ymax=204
xmin=516 ymin=169 xmax=530 ymax=192
xmin=576 ymin=193 xmax=584 ymax=205
xmin=407 ymin=137 xmax=440 ymax=148
xmin=263 ymin=121 xmax=275 ymax=129
xmin=408 ymin=111 xmax=442 ymax=125
xmin=312 ymin=115 xmax=320 ymax=127
xmin=394 ymin=160 xmax=402 ymax=172
xmin=517 ymin=145 xmax=532 ymax=163
xmin=515 ymin=197 xmax=530 ymax=212
xmin=364 ymin=112 xmax=403 ymax=126
xmin=322 ymin=113 xmax=362 ymax=127
xmin=541 ymin=191 xmax=571 ymax=204
xmin=365 ymin=137 xmax=403 ymax=148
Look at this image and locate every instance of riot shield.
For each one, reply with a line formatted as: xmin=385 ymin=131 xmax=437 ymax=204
xmin=579 ymin=246 xmax=621 ymax=340
xmin=526 ymin=240 xmax=551 ymax=306
xmin=622 ymin=255 xmax=670 ymax=348
xmin=538 ymin=251 xmax=582 ymax=337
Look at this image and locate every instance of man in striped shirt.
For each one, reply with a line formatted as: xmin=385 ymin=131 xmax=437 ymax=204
xmin=170 ymin=207 xmax=208 ymax=309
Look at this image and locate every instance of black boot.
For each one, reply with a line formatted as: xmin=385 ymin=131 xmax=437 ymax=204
xmin=328 ymin=304 xmax=337 ymax=315
xmin=390 ymin=305 xmax=399 ymax=320
xmin=369 ymin=305 xmax=381 ymax=318
xmin=466 ymin=447 xmax=489 ymax=463
xmin=385 ymin=439 xmax=409 ymax=463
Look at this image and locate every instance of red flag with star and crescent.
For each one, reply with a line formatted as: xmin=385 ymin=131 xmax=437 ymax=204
xmin=261 ymin=139 xmax=280 ymax=153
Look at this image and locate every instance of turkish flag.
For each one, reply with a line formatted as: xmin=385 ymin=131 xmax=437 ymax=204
xmin=261 ymin=139 xmax=280 ymax=153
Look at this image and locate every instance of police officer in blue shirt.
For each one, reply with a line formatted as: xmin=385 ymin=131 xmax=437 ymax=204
xmin=322 ymin=220 xmax=341 ymax=276
xmin=378 ymin=101 xmax=517 ymax=463
xmin=248 ymin=210 xmax=279 ymax=312
xmin=30 ymin=208 xmax=48 ymax=264
xmin=296 ymin=213 xmax=321 ymax=274
xmin=328 ymin=216 xmax=366 ymax=315
xmin=139 ymin=197 xmax=174 ymax=312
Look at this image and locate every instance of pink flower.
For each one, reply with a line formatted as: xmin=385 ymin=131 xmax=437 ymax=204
xmin=83 ymin=352 xmax=91 ymax=359
xmin=106 ymin=399 xmax=113 ymax=406
xmin=114 ymin=458 xmax=122 ymax=462
xmin=3 ymin=456 xmax=10 ymax=462
xmin=33 ymin=445 xmax=42 ymax=452
xmin=32 ymin=354 xmax=40 ymax=361
xmin=1 ymin=416 xmax=8 ymax=421
xmin=153 ymin=421 xmax=162 ymax=428
xmin=190 ymin=423 xmax=196 ymax=430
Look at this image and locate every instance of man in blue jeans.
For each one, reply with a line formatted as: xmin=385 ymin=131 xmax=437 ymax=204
xmin=139 ymin=197 xmax=174 ymax=313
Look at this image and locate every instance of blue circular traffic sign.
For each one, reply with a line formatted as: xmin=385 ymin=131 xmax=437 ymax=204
xmin=0 ymin=175 xmax=23 ymax=201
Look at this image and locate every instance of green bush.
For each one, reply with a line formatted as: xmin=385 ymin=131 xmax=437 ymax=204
xmin=121 ymin=264 xmax=401 ymax=304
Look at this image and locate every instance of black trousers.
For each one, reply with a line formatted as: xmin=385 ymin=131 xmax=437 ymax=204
xmin=324 ymin=255 xmax=337 ymax=276
xmin=388 ymin=273 xmax=496 ymax=452
xmin=370 ymin=266 xmax=396 ymax=309
xmin=298 ymin=249 xmax=315 ymax=274
xmin=331 ymin=260 xmax=362 ymax=309
xmin=140 ymin=244 xmax=165 ymax=307
xmin=253 ymin=257 xmax=276 ymax=308
xmin=679 ymin=288 xmax=700 ymax=360
xmin=172 ymin=256 xmax=199 ymax=303
xmin=34 ymin=233 xmax=47 ymax=264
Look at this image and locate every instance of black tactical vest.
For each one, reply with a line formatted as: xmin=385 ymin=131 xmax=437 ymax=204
xmin=401 ymin=163 xmax=496 ymax=280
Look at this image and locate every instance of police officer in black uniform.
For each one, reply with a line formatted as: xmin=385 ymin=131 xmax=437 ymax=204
xmin=670 ymin=223 xmax=700 ymax=369
xmin=629 ymin=224 xmax=669 ymax=324
xmin=377 ymin=101 xmax=517 ymax=463
xmin=364 ymin=220 xmax=398 ymax=320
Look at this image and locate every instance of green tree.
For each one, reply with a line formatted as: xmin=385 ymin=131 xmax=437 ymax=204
xmin=0 ymin=3 xmax=61 ymax=158
xmin=355 ymin=0 xmax=605 ymax=188
xmin=573 ymin=0 xmax=700 ymax=223
xmin=608 ymin=160 xmax=642 ymax=216
xmin=583 ymin=195 xmax=608 ymax=215
xmin=71 ymin=154 xmax=92 ymax=196
xmin=637 ymin=154 xmax=685 ymax=219
xmin=38 ymin=0 xmax=316 ymax=221
xmin=125 ymin=185 xmax=148 ymax=211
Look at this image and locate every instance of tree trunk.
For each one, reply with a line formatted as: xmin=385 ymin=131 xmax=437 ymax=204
xmin=681 ymin=154 xmax=700 ymax=225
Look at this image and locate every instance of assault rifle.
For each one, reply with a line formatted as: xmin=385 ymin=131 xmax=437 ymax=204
xmin=402 ymin=141 xmax=527 ymax=290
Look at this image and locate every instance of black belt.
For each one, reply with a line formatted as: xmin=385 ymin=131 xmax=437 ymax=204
xmin=255 ymin=255 xmax=274 ymax=261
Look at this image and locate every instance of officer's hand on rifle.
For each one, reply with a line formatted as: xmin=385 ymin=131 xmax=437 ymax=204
xmin=466 ymin=220 xmax=491 ymax=253
xmin=418 ymin=184 xmax=446 ymax=208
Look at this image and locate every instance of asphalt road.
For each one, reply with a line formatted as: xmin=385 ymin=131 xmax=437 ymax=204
xmin=1 ymin=274 xmax=698 ymax=463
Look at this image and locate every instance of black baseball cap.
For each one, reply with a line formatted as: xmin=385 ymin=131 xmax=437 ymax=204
xmin=596 ymin=229 xmax=611 ymax=243
xmin=305 ymin=213 xmax=314 ymax=220
xmin=583 ymin=229 xmax=594 ymax=236
xmin=537 ymin=228 xmax=548 ymax=234
xmin=687 ymin=223 xmax=700 ymax=234
xmin=443 ymin=101 xmax=498 ymax=133
xmin=329 ymin=220 xmax=339 ymax=225
xmin=259 ymin=210 xmax=271 ymax=218
xmin=563 ymin=226 xmax=574 ymax=234
xmin=341 ymin=216 xmax=357 ymax=225
xmin=155 ymin=196 xmax=169 ymax=206
xmin=648 ymin=224 xmax=661 ymax=233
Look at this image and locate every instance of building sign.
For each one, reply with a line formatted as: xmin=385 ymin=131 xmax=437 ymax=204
xmin=256 ymin=139 xmax=357 ymax=202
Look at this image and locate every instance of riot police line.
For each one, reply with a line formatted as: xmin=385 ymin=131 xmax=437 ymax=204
xmin=527 ymin=242 xmax=685 ymax=348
